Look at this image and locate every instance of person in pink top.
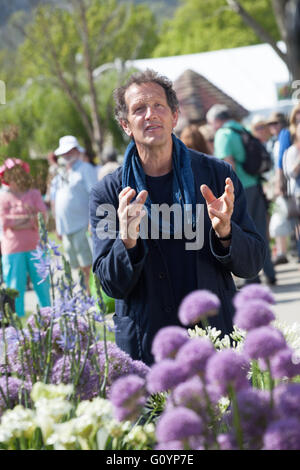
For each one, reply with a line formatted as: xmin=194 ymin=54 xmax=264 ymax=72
xmin=0 ymin=158 xmax=51 ymax=317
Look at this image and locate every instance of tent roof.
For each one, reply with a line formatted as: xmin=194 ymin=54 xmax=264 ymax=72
xmin=128 ymin=43 xmax=291 ymax=114
xmin=173 ymin=69 xmax=248 ymax=123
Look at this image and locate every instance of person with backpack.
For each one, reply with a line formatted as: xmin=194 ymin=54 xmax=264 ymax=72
xmin=206 ymin=104 xmax=276 ymax=285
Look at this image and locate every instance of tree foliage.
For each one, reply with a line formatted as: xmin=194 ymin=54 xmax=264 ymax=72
xmin=3 ymin=0 xmax=158 ymax=158
xmin=153 ymin=0 xmax=280 ymax=57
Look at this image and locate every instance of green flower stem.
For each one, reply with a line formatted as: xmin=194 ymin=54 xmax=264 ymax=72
xmin=199 ymin=375 xmax=219 ymax=449
xmin=94 ymin=275 xmax=109 ymax=398
xmin=201 ymin=317 xmax=210 ymax=330
xmin=228 ymin=384 xmax=244 ymax=450
xmin=251 ymin=360 xmax=260 ymax=389
xmin=266 ymin=358 xmax=275 ymax=408
xmin=43 ymin=316 xmax=55 ymax=383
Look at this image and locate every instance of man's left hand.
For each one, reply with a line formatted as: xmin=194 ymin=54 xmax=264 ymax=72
xmin=200 ymin=177 xmax=234 ymax=239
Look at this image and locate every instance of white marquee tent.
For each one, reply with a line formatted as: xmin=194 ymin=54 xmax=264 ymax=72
xmin=128 ymin=42 xmax=295 ymax=121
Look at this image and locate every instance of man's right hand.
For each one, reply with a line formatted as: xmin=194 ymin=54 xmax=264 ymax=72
xmin=118 ymin=187 xmax=148 ymax=249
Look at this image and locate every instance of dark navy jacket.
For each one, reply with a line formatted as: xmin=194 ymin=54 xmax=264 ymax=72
xmin=89 ymin=150 xmax=266 ymax=365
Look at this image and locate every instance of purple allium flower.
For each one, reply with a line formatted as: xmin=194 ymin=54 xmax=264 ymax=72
xmin=269 ymin=348 xmax=300 ymax=379
xmin=263 ymin=418 xmax=300 ymax=450
xmin=51 ymin=356 xmax=98 ymax=400
xmin=206 ymin=349 xmax=250 ymax=397
xmin=176 ymin=338 xmax=215 ymax=377
xmin=155 ymin=441 xmax=184 ymax=450
xmin=110 ymin=374 xmax=146 ymax=408
xmin=131 ymin=360 xmax=150 ymax=379
xmin=27 ymin=306 xmax=54 ymax=330
xmin=243 ymin=326 xmax=287 ymax=360
xmin=233 ymin=284 xmax=275 ymax=309
xmin=233 ymin=300 xmax=275 ymax=331
xmin=146 ymin=359 xmax=187 ymax=394
xmin=0 ymin=377 xmax=32 ymax=415
xmin=151 ymin=326 xmax=189 ymax=362
xmin=217 ymin=433 xmax=238 ymax=450
xmin=228 ymin=388 xmax=273 ymax=449
xmin=89 ymin=341 xmax=148 ymax=392
xmin=156 ymin=406 xmax=203 ymax=444
xmin=0 ymin=326 xmax=20 ymax=358
xmin=178 ymin=290 xmax=220 ymax=326
xmin=274 ymin=383 xmax=300 ymax=421
xmin=110 ymin=374 xmax=147 ymax=422
xmin=171 ymin=376 xmax=213 ymax=419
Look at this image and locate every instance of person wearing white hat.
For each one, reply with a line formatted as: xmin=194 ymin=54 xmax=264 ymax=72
xmin=51 ymin=135 xmax=98 ymax=292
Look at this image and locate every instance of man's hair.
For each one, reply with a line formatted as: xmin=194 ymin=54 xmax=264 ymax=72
xmin=206 ymin=104 xmax=232 ymax=123
xmin=113 ymin=69 xmax=179 ymax=125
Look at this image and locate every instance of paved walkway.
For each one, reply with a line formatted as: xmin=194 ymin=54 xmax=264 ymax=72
xmin=25 ymin=258 xmax=300 ymax=325
xmin=269 ymin=258 xmax=300 ymax=324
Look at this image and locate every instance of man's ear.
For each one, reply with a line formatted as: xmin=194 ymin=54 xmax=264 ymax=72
xmin=172 ymin=110 xmax=179 ymax=129
xmin=120 ymin=119 xmax=132 ymax=138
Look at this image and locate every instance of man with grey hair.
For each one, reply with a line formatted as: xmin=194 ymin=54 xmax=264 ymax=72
xmin=51 ymin=135 xmax=98 ymax=292
xmin=89 ymin=70 xmax=265 ymax=365
xmin=206 ymin=104 xmax=276 ymax=285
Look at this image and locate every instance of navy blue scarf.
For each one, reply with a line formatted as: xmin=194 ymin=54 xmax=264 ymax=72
xmin=122 ymin=134 xmax=196 ymax=233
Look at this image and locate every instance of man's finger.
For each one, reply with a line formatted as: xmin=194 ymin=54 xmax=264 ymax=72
xmin=135 ymin=190 xmax=148 ymax=205
xmin=119 ymin=187 xmax=136 ymax=213
xmin=200 ymin=184 xmax=216 ymax=204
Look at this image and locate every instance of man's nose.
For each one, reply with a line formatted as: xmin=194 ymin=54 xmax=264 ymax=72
xmin=145 ymin=105 xmax=156 ymax=119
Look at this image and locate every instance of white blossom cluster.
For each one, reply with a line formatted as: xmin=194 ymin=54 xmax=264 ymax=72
xmin=0 ymin=382 xmax=154 ymax=450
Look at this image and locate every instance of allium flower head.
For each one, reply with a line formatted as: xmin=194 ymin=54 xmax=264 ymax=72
xmin=171 ymin=376 xmax=210 ymax=417
xmin=243 ymin=326 xmax=286 ymax=360
xmin=269 ymin=348 xmax=300 ymax=379
xmin=110 ymin=375 xmax=147 ymax=422
xmin=217 ymin=433 xmax=238 ymax=450
xmin=178 ymin=290 xmax=220 ymax=326
xmin=27 ymin=307 xmax=54 ymax=330
xmin=206 ymin=349 xmax=250 ymax=397
xmin=0 ymin=377 xmax=32 ymax=415
xmin=234 ymin=300 xmax=275 ymax=331
xmin=263 ymin=418 xmax=300 ymax=450
xmin=233 ymin=284 xmax=275 ymax=309
xmin=131 ymin=360 xmax=150 ymax=379
xmin=274 ymin=383 xmax=300 ymax=420
xmin=146 ymin=359 xmax=187 ymax=394
xmin=110 ymin=375 xmax=146 ymax=408
xmin=51 ymin=356 xmax=98 ymax=400
xmin=156 ymin=406 xmax=203 ymax=444
xmin=89 ymin=341 xmax=148 ymax=392
xmin=155 ymin=441 xmax=184 ymax=450
xmin=176 ymin=337 xmax=215 ymax=377
xmin=151 ymin=326 xmax=189 ymax=362
xmin=228 ymin=388 xmax=272 ymax=448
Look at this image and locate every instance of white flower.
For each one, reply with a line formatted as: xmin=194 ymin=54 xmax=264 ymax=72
xmin=46 ymin=421 xmax=77 ymax=450
xmin=35 ymin=398 xmax=72 ymax=421
xmin=274 ymin=321 xmax=300 ymax=351
xmin=0 ymin=406 xmax=36 ymax=441
xmin=34 ymin=397 xmax=73 ymax=440
xmin=31 ymin=382 xmax=73 ymax=402
xmin=72 ymin=415 xmax=95 ymax=438
xmin=124 ymin=423 xmax=155 ymax=447
xmin=76 ymin=397 xmax=112 ymax=418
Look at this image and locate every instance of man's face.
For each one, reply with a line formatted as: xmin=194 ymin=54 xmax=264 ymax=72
xmin=121 ymin=82 xmax=178 ymax=150
xmin=209 ymin=118 xmax=223 ymax=133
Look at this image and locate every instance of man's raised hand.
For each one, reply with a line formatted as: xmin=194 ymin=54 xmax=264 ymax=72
xmin=118 ymin=187 xmax=148 ymax=249
xmin=200 ymin=177 xmax=234 ymax=239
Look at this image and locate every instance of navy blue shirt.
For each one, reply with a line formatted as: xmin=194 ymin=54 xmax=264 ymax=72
xmin=145 ymin=171 xmax=197 ymax=308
